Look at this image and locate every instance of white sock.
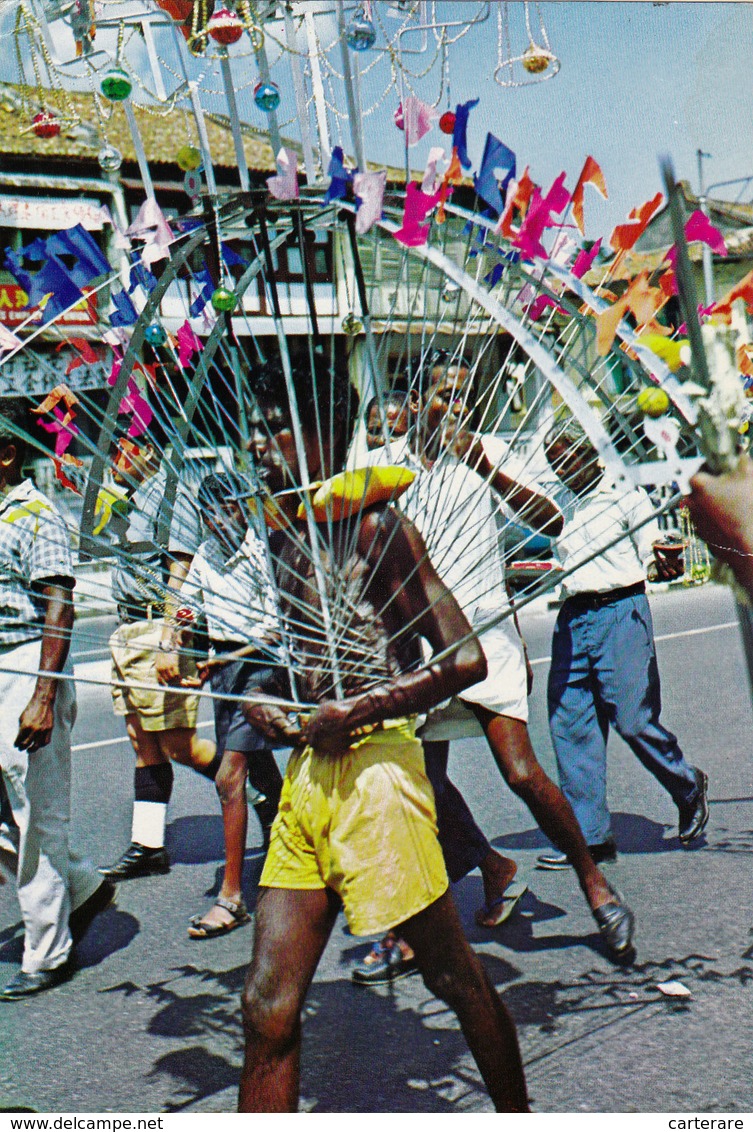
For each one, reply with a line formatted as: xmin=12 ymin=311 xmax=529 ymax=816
xmin=131 ymin=801 xmax=167 ymax=849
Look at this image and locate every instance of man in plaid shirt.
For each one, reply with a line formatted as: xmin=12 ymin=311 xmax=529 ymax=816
xmin=0 ymin=401 xmax=113 ymax=1000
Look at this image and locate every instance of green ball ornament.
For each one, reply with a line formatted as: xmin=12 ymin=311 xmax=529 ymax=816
xmin=176 ymin=144 xmax=202 ymax=172
xmin=211 ymin=285 xmax=238 ymax=312
xmin=637 ymin=386 xmax=671 ymax=418
xmin=100 ymin=67 xmax=132 ymax=102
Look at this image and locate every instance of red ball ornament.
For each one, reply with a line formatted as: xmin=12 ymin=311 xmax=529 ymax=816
xmin=32 ymin=110 xmax=61 ymax=139
xmin=439 ymin=110 xmax=456 ymax=135
xmin=207 ymin=7 xmax=244 ymax=45
xmin=393 ymin=102 xmax=404 ymax=131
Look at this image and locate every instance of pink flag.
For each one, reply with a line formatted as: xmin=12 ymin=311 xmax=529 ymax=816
xmin=176 ymin=320 xmax=203 ymax=369
xmin=402 ymin=95 xmax=436 ymax=146
xmin=126 ymin=198 xmax=174 ymax=266
xmin=512 ymin=172 xmax=571 ymax=260
xmin=267 ymin=148 xmax=299 ymax=201
xmin=121 ymin=377 xmax=154 ymax=438
xmin=354 ymin=170 xmax=386 ymax=235
xmin=685 ymin=210 xmax=727 ymax=256
xmin=393 ymin=183 xmax=442 ymax=247
xmin=572 ymin=238 xmax=602 ymax=279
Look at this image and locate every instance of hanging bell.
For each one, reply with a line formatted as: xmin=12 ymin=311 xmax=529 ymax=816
xmin=438 ymin=110 xmax=456 ymax=135
xmin=176 ymin=144 xmax=202 ymax=172
xmin=31 ymin=111 xmax=61 ymax=139
xmin=100 ymin=67 xmax=132 ymax=102
xmin=345 ymin=7 xmax=376 ymax=51
xmin=211 ymin=285 xmax=238 ymax=312
xmin=522 ymin=43 xmax=553 ymax=74
xmin=98 ymin=144 xmax=123 ymax=172
xmin=207 ymin=7 xmax=244 ymax=45
xmin=253 ymin=81 xmax=280 ymax=112
xmin=144 ymin=322 xmax=168 ymax=348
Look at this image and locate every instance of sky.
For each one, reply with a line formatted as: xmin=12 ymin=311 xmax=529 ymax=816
xmin=2 ymin=1 xmax=753 ymax=243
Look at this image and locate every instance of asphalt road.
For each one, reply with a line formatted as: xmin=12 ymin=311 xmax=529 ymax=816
xmin=2 ymin=583 xmax=753 ymax=1114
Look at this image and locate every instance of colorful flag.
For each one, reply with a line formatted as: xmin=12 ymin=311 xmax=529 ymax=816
xmin=354 ymin=170 xmax=386 ymax=234
xmin=452 ymin=98 xmax=479 ymax=169
xmin=474 ymin=134 xmax=516 ymax=215
xmin=267 ymin=148 xmax=299 ymax=201
xmin=571 ymin=156 xmax=607 ymax=235
xmin=393 ymin=182 xmax=442 ymax=247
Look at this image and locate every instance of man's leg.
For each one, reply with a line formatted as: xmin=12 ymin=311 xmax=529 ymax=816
xmin=595 ymin=596 xmax=699 ymax=806
xmin=547 ymin=611 xmax=612 ymax=846
xmin=471 ymin=708 xmax=613 ymax=910
xmin=399 ymin=889 xmax=529 ymax=1112
xmin=239 ymin=886 xmax=340 ymax=1112
xmin=189 ymin=748 xmax=250 ymax=936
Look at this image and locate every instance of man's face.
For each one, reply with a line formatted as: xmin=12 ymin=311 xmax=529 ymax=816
xmin=205 ymin=497 xmax=247 ymax=553
xmin=365 ymin=399 xmax=409 ymax=451
xmin=248 ymin=402 xmax=299 ymax=494
xmin=545 ymin=437 xmax=602 ymax=495
xmin=424 ymin=366 xmax=472 ymax=450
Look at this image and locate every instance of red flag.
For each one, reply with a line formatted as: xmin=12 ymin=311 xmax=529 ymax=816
xmin=572 ymin=156 xmax=608 ymax=235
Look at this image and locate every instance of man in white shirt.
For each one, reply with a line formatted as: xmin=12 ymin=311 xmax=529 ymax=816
xmin=540 ymin=419 xmax=708 ymax=868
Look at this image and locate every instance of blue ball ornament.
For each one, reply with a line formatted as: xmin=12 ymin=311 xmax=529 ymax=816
xmin=253 ymin=81 xmax=280 ymax=113
xmin=345 ymin=8 xmax=376 ymax=51
xmin=144 ymin=322 xmax=167 ymax=347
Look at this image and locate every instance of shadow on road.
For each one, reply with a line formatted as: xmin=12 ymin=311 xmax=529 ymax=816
xmin=492 ymin=812 xmax=677 ymax=855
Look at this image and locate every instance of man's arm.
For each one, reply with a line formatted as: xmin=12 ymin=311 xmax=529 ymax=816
xmin=688 ymin=456 xmax=753 ymax=599
xmin=155 ymin=552 xmax=192 ymax=683
xmin=303 ymin=509 xmax=487 ymax=749
xmin=15 ymin=579 xmax=74 ymax=753
xmin=455 ymin=432 xmax=563 ymax=537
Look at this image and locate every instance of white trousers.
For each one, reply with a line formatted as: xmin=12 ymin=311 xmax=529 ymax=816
xmin=0 ymin=641 xmax=99 ymax=973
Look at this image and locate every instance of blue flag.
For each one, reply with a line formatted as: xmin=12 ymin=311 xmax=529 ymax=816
xmin=324 ymin=146 xmax=353 ymax=203
xmin=110 ymin=290 xmax=138 ymax=327
xmin=45 ymin=224 xmax=111 ymax=287
xmin=452 ymin=98 xmax=479 ymax=169
xmin=474 ymin=134 xmax=516 ymax=215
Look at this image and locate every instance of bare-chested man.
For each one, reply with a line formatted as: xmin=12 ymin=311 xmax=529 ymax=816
xmin=238 ymin=355 xmax=529 ymax=1113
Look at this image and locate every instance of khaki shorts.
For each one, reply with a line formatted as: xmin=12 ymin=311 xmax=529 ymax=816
xmin=110 ymin=620 xmax=200 ymax=732
xmin=260 ymin=719 xmax=448 ymax=937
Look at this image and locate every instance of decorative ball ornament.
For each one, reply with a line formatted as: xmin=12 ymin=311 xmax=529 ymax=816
xmin=522 ymin=43 xmax=554 ymax=74
xmin=100 ymin=67 xmax=132 ymax=102
xmin=345 ymin=7 xmax=376 ymax=51
xmin=253 ymin=81 xmax=280 ymax=112
xmin=439 ymin=110 xmax=456 ymax=135
xmin=637 ymin=386 xmax=671 ymax=419
xmin=207 ymin=7 xmax=244 ymax=45
xmin=176 ymin=144 xmax=202 ymax=172
xmin=97 ymin=144 xmax=123 ymax=172
xmin=211 ymin=285 xmax=238 ymax=312
xmin=341 ymin=312 xmax=363 ymax=336
xmin=441 ymin=280 xmax=461 ymax=302
xmin=144 ymin=322 xmax=168 ymax=347
xmin=32 ymin=111 xmax=61 ymax=139
xmin=393 ymin=103 xmax=404 ymax=131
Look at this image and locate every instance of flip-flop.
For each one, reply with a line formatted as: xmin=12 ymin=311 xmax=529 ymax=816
xmin=475 ymin=881 xmax=528 ymax=928
xmin=188 ymin=895 xmax=251 ymax=939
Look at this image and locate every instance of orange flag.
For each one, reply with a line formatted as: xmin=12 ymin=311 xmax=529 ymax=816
xmin=436 ymin=148 xmax=463 ymax=224
xmin=497 ymin=166 xmax=537 ymax=237
xmin=571 ymin=156 xmax=608 ymax=235
xmin=609 ymin=192 xmax=664 ymax=253
xmin=595 ymin=271 xmax=665 ymax=355
xmin=711 ymin=268 xmax=753 ymax=322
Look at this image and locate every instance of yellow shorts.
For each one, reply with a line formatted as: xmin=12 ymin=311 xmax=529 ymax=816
xmin=109 ymin=621 xmax=200 ymax=732
xmin=260 ymin=719 xmax=448 ymax=937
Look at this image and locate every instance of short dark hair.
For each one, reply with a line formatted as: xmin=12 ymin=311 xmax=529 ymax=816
xmin=197 ymin=470 xmax=247 ymax=511
xmin=0 ymin=399 xmax=30 ymax=465
xmin=365 ymin=388 xmax=409 ymax=423
xmin=251 ymin=353 xmax=360 ymax=462
xmin=544 ymin=418 xmax=593 ymax=454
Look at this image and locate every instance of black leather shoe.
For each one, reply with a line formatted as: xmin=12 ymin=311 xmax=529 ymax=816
xmin=69 ymin=880 xmax=116 ymax=944
xmin=0 ymin=963 xmax=72 ymax=1001
xmin=98 ymin=842 xmax=170 ymax=881
xmin=678 ymin=768 xmax=709 ymax=845
xmin=352 ymin=940 xmax=419 ymax=985
xmin=593 ymin=886 xmax=635 ymax=959
xmin=537 ymin=838 xmax=618 ymax=870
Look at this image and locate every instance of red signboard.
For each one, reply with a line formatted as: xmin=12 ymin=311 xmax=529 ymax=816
xmin=0 ymin=282 xmax=98 ymax=327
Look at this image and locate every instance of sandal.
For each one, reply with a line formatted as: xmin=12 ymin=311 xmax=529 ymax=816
xmin=188 ymin=895 xmax=251 ymax=939
xmin=475 ymin=881 xmax=528 ymax=928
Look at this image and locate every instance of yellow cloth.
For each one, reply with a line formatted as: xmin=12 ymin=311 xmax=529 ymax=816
xmin=260 ymin=719 xmax=448 ymax=936
xmin=109 ymin=620 xmax=200 ymax=731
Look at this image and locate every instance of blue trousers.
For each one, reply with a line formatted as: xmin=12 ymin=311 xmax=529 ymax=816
xmin=547 ymin=592 xmax=697 ymax=846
